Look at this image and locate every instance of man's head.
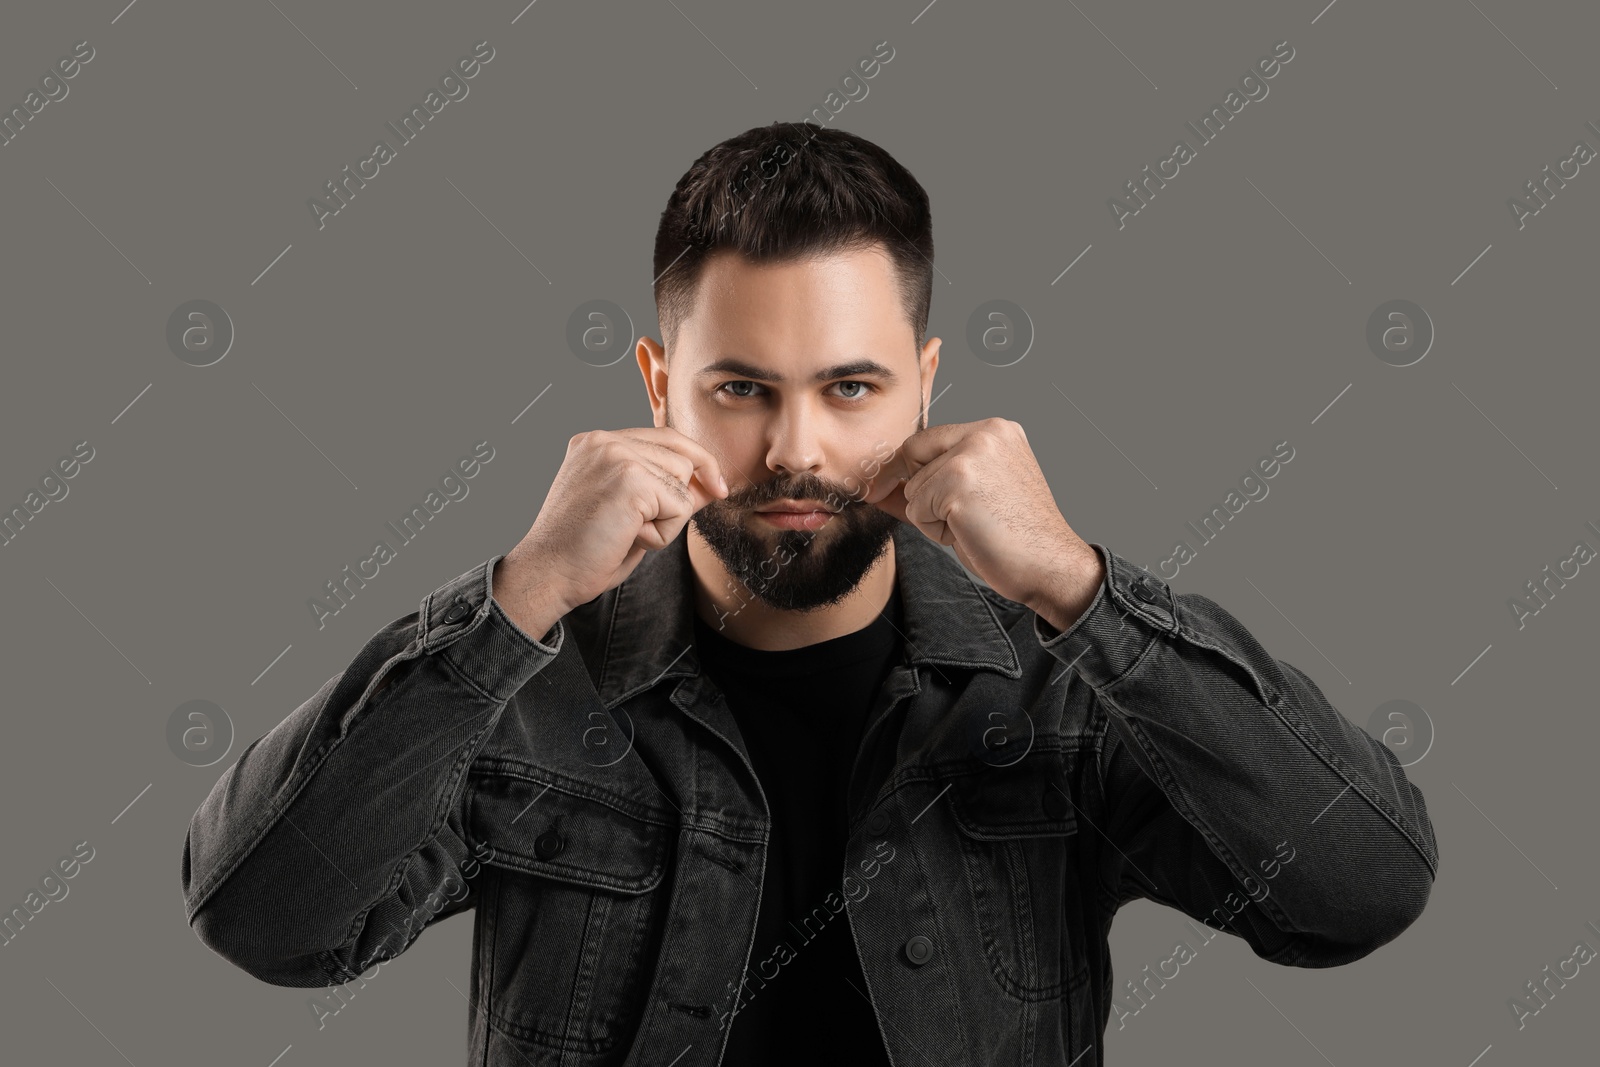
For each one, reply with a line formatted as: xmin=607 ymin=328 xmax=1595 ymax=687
xmin=637 ymin=122 xmax=940 ymax=613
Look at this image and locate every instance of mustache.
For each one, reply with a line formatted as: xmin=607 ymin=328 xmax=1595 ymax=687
xmin=724 ymin=477 xmax=868 ymax=510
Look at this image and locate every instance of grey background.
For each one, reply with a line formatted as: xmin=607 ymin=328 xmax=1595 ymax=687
xmin=1 ymin=0 xmax=1594 ymax=1063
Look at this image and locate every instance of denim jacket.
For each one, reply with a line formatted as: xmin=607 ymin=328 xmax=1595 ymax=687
xmin=182 ymin=521 xmax=1438 ymax=1067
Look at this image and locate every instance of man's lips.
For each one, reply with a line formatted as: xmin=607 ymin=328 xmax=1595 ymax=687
xmin=751 ymin=500 xmax=839 ymax=530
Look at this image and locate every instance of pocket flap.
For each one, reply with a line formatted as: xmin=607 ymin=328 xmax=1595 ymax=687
xmin=468 ymin=773 xmax=674 ymax=894
xmin=948 ymin=750 xmax=1080 ymax=839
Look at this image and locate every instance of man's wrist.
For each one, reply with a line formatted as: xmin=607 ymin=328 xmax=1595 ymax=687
xmin=1030 ymin=541 xmax=1106 ymax=635
xmin=491 ymin=553 xmax=572 ymax=644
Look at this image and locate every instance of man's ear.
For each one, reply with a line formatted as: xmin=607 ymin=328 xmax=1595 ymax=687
xmin=637 ymin=335 xmax=669 ymax=427
xmin=918 ymin=336 xmax=941 ymax=428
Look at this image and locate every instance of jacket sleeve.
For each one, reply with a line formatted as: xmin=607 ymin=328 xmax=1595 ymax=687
xmin=181 ymin=553 xmax=563 ymax=987
xmin=1035 ymin=542 xmax=1438 ymax=968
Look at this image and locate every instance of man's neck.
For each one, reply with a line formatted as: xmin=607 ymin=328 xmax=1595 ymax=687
xmin=688 ymin=530 xmax=897 ymax=651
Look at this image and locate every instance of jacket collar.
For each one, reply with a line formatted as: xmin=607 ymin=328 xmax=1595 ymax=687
xmin=595 ymin=520 xmax=1023 ymax=709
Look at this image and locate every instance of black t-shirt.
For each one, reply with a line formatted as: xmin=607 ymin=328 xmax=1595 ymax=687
xmin=693 ymin=585 xmax=903 ymax=1067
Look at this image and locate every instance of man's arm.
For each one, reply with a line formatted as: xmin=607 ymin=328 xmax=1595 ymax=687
xmin=181 ymin=553 xmax=563 ymax=987
xmin=1036 ymin=543 xmax=1438 ymax=967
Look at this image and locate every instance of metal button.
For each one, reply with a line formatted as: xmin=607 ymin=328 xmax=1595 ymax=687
xmin=534 ymin=830 xmax=563 ymax=859
xmin=1132 ymin=577 xmax=1160 ymax=604
xmin=865 ymin=810 xmax=890 ymax=836
xmin=903 ymin=935 xmax=934 ymax=966
xmin=441 ymin=598 xmax=471 ymax=624
xmin=1042 ymin=785 xmax=1071 ymax=820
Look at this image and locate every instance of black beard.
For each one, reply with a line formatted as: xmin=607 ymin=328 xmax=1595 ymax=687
xmin=691 ymin=484 xmax=899 ymax=614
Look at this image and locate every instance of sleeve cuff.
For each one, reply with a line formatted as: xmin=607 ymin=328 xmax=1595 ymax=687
xmin=1034 ymin=542 xmax=1176 ymax=690
xmin=416 ymin=553 xmax=565 ymax=703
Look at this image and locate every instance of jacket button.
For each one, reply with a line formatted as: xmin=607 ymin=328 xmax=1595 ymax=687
xmin=865 ymin=810 xmax=890 ymax=836
xmin=534 ymin=830 xmax=564 ymax=859
xmin=1131 ymin=577 xmax=1160 ymax=604
xmin=441 ymin=598 xmax=471 ymax=624
xmin=903 ymin=935 xmax=934 ymax=966
xmin=1042 ymin=785 xmax=1071 ymax=820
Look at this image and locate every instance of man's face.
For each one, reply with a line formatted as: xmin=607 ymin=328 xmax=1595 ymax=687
xmin=639 ymin=242 xmax=940 ymax=613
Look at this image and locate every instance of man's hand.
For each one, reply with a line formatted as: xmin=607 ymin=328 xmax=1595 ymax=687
xmin=863 ymin=418 xmax=1104 ymax=632
xmin=493 ymin=427 xmax=729 ymax=639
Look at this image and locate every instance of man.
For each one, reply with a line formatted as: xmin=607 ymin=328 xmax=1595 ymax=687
xmin=182 ymin=122 xmax=1438 ymax=1067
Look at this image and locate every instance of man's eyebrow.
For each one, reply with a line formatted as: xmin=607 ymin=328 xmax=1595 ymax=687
xmin=695 ymin=357 xmax=900 ymax=384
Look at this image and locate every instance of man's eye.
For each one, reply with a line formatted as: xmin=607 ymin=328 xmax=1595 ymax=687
xmin=714 ymin=381 xmax=875 ymax=401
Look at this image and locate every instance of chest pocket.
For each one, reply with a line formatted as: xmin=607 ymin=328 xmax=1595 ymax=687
xmin=468 ymin=770 xmax=676 ymax=1062
xmin=949 ymin=747 xmax=1091 ymax=1001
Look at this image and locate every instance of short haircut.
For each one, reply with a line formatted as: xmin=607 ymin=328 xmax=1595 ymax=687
xmin=651 ymin=122 xmax=934 ymax=356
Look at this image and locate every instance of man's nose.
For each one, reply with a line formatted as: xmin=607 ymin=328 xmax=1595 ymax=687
xmin=763 ymin=398 xmax=824 ymax=476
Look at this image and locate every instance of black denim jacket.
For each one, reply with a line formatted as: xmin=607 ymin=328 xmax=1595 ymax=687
xmin=182 ymin=522 xmax=1438 ymax=1066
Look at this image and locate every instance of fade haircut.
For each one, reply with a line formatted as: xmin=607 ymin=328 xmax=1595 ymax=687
xmin=651 ymin=122 xmax=934 ymax=357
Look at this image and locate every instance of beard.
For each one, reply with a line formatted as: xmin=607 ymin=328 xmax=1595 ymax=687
xmin=690 ymin=470 xmax=900 ymax=613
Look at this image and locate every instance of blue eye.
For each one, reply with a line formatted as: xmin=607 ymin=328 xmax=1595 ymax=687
xmin=714 ymin=381 xmax=876 ymax=401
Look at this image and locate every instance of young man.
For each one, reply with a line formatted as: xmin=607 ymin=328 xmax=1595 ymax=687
xmin=182 ymin=123 xmax=1438 ymax=1067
